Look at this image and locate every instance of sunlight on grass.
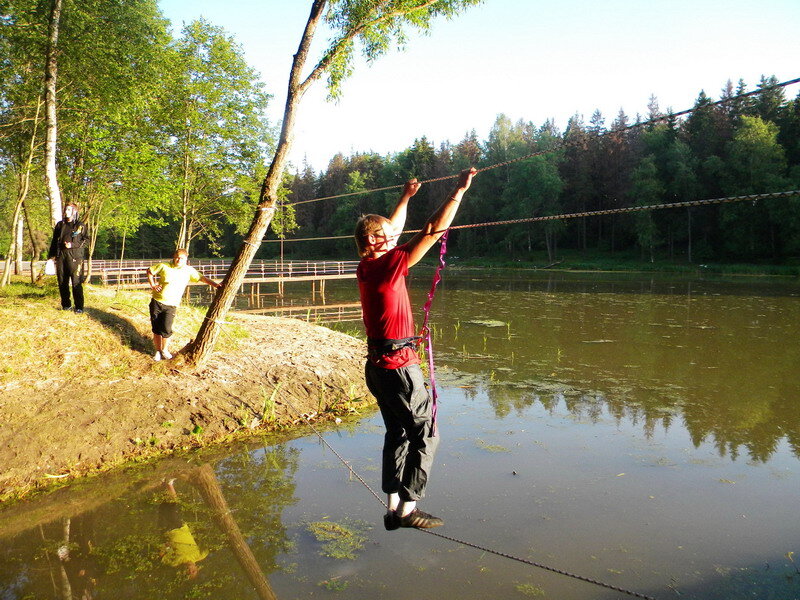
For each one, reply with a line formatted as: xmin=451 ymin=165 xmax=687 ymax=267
xmin=0 ymin=281 xmax=247 ymax=385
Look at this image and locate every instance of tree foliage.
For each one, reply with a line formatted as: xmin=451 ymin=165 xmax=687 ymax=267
xmin=280 ymin=77 xmax=800 ymax=265
xmin=0 ymin=1 xmax=274 ymax=268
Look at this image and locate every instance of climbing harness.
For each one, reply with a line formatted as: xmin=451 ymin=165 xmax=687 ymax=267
xmin=366 ymin=336 xmax=421 ymax=359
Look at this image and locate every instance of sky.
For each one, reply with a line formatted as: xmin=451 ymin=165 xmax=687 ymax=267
xmin=157 ymin=0 xmax=800 ymax=173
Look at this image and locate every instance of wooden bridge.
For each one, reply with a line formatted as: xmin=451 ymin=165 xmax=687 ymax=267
xmin=90 ymin=259 xmax=358 ymax=298
xmin=239 ymin=301 xmax=363 ymax=323
xmin=12 ymin=258 xmax=363 ymax=322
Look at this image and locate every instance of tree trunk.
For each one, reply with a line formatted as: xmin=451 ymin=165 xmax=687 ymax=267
xmin=44 ymin=0 xmax=64 ymax=227
xmin=581 ymin=200 xmax=587 ymax=250
xmin=58 ymin=517 xmax=72 ymax=600
xmin=1 ymin=139 xmax=39 ymax=285
xmin=116 ymin=230 xmax=127 ymax=290
xmin=1 ymin=197 xmax=24 ymax=285
xmin=178 ymin=127 xmax=192 ymax=250
xmin=610 ymin=215 xmax=615 ymax=253
xmin=3 ymin=97 xmax=44 ymax=286
xmin=178 ymin=197 xmax=189 ymax=249
xmin=1 ymin=239 xmax=16 ymax=287
xmin=189 ymin=465 xmax=277 ymax=600
xmin=185 ymin=0 xmax=327 ymax=366
xmin=14 ymin=215 xmax=24 ymax=275
xmin=86 ymin=191 xmax=104 ymax=281
xmin=23 ymin=200 xmax=43 ymax=283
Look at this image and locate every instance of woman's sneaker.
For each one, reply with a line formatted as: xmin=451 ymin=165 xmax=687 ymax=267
xmin=398 ymin=508 xmax=443 ymax=529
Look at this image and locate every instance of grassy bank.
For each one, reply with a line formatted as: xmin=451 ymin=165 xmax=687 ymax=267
xmin=0 ymin=277 xmax=243 ymax=386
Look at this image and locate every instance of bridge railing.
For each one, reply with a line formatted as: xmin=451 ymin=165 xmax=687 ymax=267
xmin=90 ymin=259 xmax=359 ymax=287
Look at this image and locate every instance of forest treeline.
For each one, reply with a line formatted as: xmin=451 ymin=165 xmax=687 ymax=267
xmin=285 ymin=77 xmax=800 ymax=264
xmin=2 ymin=0 xmax=799 ymax=270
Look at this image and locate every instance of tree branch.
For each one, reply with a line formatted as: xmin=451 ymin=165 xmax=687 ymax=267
xmin=299 ymin=0 xmax=441 ymax=94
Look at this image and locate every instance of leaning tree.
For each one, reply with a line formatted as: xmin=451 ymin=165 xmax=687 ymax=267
xmin=185 ymin=0 xmax=482 ymax=365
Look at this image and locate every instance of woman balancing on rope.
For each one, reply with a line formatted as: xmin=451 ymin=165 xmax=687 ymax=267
xmin=355 ymin=167 xmax=477 ymax=530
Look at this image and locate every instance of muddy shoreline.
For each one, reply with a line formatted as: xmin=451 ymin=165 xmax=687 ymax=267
xmin=0 ymin=308 xmax=372 ymax=504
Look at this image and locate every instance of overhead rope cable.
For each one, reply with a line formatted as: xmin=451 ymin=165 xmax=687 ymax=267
xmin=422 ymin=189 xmax=800 ymax=233
xmin=263 ymin=189 xmax=800 ymax=243
xmin=283 ymin=76 xmax=800 ymax=208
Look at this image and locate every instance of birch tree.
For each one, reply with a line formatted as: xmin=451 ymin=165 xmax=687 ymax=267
xmin=43 ymin=0 xmax=62 ymax=225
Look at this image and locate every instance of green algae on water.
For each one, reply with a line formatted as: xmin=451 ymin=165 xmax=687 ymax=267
xmin=306 ymin=519 xmax=370 ymax=560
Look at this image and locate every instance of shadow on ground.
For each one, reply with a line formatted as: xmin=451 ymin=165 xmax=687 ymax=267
xmin=84 ymin=306 xmax=152 ymax=354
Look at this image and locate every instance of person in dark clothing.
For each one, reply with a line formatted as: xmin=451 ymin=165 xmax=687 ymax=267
xmin=48 ymin=202 xmax=89 ymax=312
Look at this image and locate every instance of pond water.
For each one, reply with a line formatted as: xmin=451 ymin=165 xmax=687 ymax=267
xmin=2 ymin=270 xmax=799 ymax=600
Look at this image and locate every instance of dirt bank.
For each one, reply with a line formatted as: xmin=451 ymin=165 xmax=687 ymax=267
xmin=0 ymin=286 xmax=372 ymax=502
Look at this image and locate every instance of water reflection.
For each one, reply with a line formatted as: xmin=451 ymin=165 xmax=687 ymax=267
xmin=422 ymin=272 xmax=800 ymax=464
xmin=444 ymin=373 xmax=800 ymax=464
xmin=292 ymin=270 xmax=800 ymax=463
xmin=0 ymin=445 xmax=298 ymax=599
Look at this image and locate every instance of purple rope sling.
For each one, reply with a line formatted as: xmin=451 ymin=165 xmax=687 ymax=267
xmin=418 ymin=230 xmax=450 ymax=437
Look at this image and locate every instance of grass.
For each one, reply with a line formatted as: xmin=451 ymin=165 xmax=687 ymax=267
xmin=515 ymin=583 xmax=546 ymax=597
xmin=0 ymin=276 xmax=246 ymax=386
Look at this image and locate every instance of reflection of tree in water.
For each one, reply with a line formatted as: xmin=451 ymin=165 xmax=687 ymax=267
xmin=476 ymin=374 xmax=799 ymax=462
xmin=0 ymin=444 xmax=298 ymax=600
xmin=682 ymin=393 xmax=800 ymax=463
xmin=475 ymin=381 xmax=552 ymax=418
xmin=213 ymin=445 xmax=300 ymax=561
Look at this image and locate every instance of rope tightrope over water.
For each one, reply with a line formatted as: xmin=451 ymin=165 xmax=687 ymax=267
xmin=420 ymin=528 xmax=658 ymax=600
xmin=281 ymin=397 xmax=659 ymax=599
xmin=112 ymin=274 xmax=659 ymax=597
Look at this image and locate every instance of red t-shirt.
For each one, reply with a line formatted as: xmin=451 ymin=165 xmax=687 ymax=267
xmin=357 ymin=243 xmax=419 ymax=369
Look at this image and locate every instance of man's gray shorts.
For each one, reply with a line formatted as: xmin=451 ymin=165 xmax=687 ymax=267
xmin=365 ymin=361 xmax=439 ymax=502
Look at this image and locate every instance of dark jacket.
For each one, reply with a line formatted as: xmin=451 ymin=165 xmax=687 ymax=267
xmin=49 ymin=219 xmax=89 ymax=260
